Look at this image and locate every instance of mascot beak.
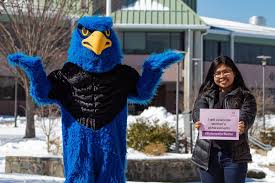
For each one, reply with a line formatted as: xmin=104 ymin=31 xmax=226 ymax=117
xmin=82 ymin=31 xmax=112 ymax=55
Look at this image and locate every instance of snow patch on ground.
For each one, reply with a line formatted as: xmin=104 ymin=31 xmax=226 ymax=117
xmin=0 ymin=107 xmax=274 ymax=182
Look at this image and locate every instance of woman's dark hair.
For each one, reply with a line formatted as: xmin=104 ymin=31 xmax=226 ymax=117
xmin=198 ymin=56 xmax=249 ymax=96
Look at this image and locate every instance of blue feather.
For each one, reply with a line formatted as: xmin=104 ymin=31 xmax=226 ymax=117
xmin=61 ymin=105 xmax=128 ymax=182
xmin=143 ymin=50 xmax=183 ymax=70
xmin=68 ymin=16 xmax=123 ymax=73
xmin=7 ymin=53 xmax=52 ymax=105
xmin=128 ymin=68 xmax=163 ymax=105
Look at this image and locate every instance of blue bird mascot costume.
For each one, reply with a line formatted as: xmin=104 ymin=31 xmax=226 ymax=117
xmin=7 ymin=16 xmax=184 ymax=183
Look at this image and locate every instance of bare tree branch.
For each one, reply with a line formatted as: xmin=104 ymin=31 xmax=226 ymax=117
xmin=0 ymin=0 xmax=91 ymax=138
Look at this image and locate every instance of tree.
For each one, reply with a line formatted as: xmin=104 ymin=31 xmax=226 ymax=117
xmin=0 ymin=0 xmax=91 ymax=138
xmin=37 ymin=105 xmax=62 ymax=155
xmin=251 ymin=87 xmax=273 ymax=117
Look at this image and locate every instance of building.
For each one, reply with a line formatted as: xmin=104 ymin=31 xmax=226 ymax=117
xmin=100 ymin=0 xmax=208 ymax=113
xmin=103 ymin=0 xmax=275 ymax=113
xmin=0 ymin=64 xmax=25 ymax=116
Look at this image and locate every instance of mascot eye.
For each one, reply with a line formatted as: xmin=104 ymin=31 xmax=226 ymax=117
xmin=105 ymin=30 xmax=111 ymax=37
xmin=81 ymin=27 xmax=90 ymax=37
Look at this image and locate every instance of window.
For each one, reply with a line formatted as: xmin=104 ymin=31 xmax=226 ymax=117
xmin=122 ymin=31 xmax=183 ymax=54
xmin=147 ymin=33 xmax=170 ymax=52
xmin=124 ymin=32 xmax=146 ymax=53
xmin=116 ymin=32 xmax=124 ymax=48
xmin=204 ymin=40 xmax=230 ymax=61
xmin=235 ymin=43 xmax=275 ymax=65
xmin=220 ymin=42 xmax=230 ymax=56
xmin=262 ymin=46 xmax=275 ymax=65
xmin=170 ymin=33 xmax=182 ymax=50
xmin=0 ymin=77 xmax=25 ymax=101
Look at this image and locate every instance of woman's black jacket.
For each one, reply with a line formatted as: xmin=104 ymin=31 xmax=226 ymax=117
xmin=191 ymin=87 xmax=257 ymax=170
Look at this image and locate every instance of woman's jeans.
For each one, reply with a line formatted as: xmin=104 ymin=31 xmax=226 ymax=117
xmin=198 ymin=149 xmax=247 ymax=183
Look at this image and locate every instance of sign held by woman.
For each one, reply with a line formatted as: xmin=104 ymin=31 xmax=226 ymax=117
xmin=199 ymin=109 xmax=239 ymax=140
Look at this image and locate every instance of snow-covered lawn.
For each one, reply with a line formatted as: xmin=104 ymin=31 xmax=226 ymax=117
xmin=0 ymin=107 xmax=275 ymax=182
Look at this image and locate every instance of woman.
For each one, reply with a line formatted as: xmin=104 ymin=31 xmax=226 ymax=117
xmin=192 ymin=56 xmax=257 ymax=183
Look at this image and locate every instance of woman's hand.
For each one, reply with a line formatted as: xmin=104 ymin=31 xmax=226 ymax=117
xmin=238 ymin=121 xmax=245 ymax=135
xmin=194 ymin=121 xmax=201 ymax=129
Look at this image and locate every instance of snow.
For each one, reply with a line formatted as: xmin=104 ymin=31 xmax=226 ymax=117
xmin=122 ymin=0 xmax=169 ymax=11
xmin=0 ymin=106 xmax=274 ymax=182
xmin=263 ymin=115 xmax=275 ymax=129
xmin=128 ymin=106 xmax=185 ymax=131
xmin=127 ymin=147 xmax=191 ymax=160
xmin=0 ymin=173 xmax=64 ymax=183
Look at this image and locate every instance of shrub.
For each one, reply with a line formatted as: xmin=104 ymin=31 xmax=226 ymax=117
xmin=247 ymin=169 xmax=266 ymax=179
xmin=259 ymin=127 xmax=275 ymax=146
xmin=143 ymin=143 xmax=167 ymax=156
xmin=127 ymin=117 xmax=176 ymax=153
xmin=36 ymin=105 xmax=62 ymax=155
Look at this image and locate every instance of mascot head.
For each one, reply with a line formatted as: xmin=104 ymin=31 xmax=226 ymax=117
xmin=68 ymin=16 xmax=123 ymax=73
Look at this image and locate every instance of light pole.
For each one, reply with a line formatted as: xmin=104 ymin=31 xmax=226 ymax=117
xmin=191 ymin=58 xmax=200 ymax=153
xmin=257 ymin=55 xmax=271 ymax=131
xmin=192 ymin=58 xmax=201 ymax=98
xmin=14 ymin=75 xmax=18 ymax=127
xmin=175 ymin=50 xmax=185 ymax=153
xmin=106 ymin=0 xmax=111 ymax=16
xmin=175 ymin=61 xmax=180 ymax=153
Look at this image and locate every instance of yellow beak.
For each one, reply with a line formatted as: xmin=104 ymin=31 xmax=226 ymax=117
xmin=81 ymin=31 xmax=112 ymax=55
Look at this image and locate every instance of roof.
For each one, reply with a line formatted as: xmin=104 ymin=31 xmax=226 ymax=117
xmin=201 ymin=16 xmax=275 ymax=40
xmin=112 ymin=0 xmax=207 ymax=30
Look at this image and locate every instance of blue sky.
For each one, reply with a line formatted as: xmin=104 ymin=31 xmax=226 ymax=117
xmin=197 ymin=0 xmax=275 ymax=27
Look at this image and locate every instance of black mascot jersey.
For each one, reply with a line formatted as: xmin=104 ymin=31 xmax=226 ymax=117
xmin=48 ymin=62 xmax=139 ymax=130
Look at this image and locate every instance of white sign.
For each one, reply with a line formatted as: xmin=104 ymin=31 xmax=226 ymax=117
xmin=199 ymin=109 xmax=240 ymax=140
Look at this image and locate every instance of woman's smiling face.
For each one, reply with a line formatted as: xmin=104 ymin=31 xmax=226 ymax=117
xmin=213 ymin=64 xmax=235 ymax=91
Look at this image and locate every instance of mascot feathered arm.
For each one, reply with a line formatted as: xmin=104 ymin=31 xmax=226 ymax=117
xmin=128 ymin=50 xmax=184 ymax=105
xmin=7 ymin=53 xmax=52 ymax=105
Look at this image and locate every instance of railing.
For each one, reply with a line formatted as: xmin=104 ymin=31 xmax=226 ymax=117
xmin=248 ymin=135 xmax=272 ymax=151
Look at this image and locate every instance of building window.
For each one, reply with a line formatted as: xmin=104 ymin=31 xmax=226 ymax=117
xmin=122 ymin=31 xmax=183 ymax=54
xmin=124 ymin=32 xmax=146 ymax=53
xmin=170 ymin=33 xmax=182 ymax=50
xmin=146 ymin=33 xmax=170 ymax=52
xmin=235 ymin=43 xmax=275 ymax=65
xmin=204 ymin=40 xmax=230 ymax=61
xmin=0 ymin=77 xmax=25 ymax=101
xmin=117 ymin=31 xmax=124 ymax=48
